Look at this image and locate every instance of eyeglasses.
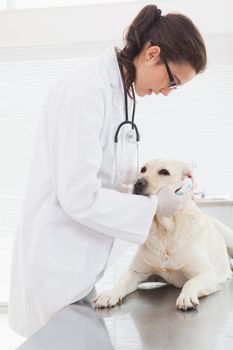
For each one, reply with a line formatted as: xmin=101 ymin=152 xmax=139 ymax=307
xmin=150 ymin=42 xmax=178 ymax=91
xmin=161 ymin=54 xmax=177 ymax=90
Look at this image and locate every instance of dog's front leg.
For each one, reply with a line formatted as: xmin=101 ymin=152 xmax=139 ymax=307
xmin=94 ymin=269 xmax=151 ymax=308
xmin=176 ymin=270 xmax=220 ymax=310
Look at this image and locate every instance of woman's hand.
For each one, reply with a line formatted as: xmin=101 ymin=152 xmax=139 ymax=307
xmin=156 ymin=181 xmax=192 ymax=217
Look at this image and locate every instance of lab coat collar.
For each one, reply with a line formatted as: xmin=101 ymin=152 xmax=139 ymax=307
xmin=99 ymin=45 xmax=135 ymax=116
xmin=99 ymin=46 xmax=124 ymax=95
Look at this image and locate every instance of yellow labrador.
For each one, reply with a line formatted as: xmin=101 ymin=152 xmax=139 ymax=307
xmin=94 ymin=159 xmax=233 ymax=310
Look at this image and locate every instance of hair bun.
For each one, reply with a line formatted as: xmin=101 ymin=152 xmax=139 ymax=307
xmin=154 ymin=8 xmax=162 ymax=20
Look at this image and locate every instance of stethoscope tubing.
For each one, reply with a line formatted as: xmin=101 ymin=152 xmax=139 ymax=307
xmin=114 ymin=120 xmax=140 ymax=143
xmin=114 ymin=48 xmax=140 ymax=189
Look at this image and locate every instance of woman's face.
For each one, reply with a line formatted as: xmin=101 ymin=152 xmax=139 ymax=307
xmin=133 ymin=45 xmax=196 ymax=97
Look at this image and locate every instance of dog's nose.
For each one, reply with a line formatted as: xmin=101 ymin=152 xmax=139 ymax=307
xmin=133 ymin=178 xmax=148 ymax=195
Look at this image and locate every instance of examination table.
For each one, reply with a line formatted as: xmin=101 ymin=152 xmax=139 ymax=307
xmin=16 ymin=278 xmax=233 ymax=350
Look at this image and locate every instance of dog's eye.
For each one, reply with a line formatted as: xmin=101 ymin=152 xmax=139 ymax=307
xmin=141 ymin=166 xmax=147 ymax=173
xmin=159 ymin=169 xmax=170 ymax=176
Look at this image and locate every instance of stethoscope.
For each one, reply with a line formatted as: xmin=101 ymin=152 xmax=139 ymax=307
xmin=114 ymin=48 xmax=140 ymax=191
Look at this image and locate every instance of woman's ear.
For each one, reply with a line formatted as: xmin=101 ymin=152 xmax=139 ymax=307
xmin=145 ymin=45 xmax=161 ymax=62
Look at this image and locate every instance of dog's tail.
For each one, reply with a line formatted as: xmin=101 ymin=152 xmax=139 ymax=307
xmin=207 ymin=215 xmax=233 ymax=258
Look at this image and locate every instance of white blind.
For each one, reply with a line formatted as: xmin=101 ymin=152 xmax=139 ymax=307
xmin=136 ymin=62 xmax=233 ymax=197
xmin=0 ymin=1 xmax=6 ymax=10
xmin=0 ymin=57 xmax=90 ymax=240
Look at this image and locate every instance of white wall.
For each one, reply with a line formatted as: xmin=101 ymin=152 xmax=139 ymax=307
xmin=0 ymin=0 xmax=232 ymax=49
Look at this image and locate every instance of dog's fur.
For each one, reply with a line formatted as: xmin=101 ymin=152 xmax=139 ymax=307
xmin=94 ymin=159 xmax=233 ymax=310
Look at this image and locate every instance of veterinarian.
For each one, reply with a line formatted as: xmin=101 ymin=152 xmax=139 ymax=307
xmin=9 ymin=4 xmax=207 ymax=337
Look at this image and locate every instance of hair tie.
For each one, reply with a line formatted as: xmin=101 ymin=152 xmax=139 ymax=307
xmin=154 ymin=8 xmax=162 ymax=20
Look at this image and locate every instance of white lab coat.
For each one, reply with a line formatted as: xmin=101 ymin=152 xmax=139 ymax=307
xmin=8 ymin=46 xmax=158 ymax=338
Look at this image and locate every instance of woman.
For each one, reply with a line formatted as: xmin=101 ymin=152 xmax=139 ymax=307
xmin=9 ymin=4 xmax=207 ymax=337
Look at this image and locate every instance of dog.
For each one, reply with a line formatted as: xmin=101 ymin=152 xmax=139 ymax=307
xmin=94 ymin=159 xmax=233 ymax=310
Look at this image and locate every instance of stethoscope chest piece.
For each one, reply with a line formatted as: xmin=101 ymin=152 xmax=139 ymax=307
xmin=125 ymin=129 xmax=137 ymax=144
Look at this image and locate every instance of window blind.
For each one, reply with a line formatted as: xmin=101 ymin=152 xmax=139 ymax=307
xmin=0 ymin=57 xmax=90 ymax=240
xmin=136 ymin=63 xmax=233 ymax=198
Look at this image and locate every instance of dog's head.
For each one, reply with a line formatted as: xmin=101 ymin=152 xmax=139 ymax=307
xmin=133 ymin=159 xmax=193 ymax=196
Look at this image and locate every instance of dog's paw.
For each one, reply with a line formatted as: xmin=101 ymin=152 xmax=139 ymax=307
xmin=176 ymin=292 xmax=199 ymax=311
xmin=93 ymin=290 xmax=124 ymax=309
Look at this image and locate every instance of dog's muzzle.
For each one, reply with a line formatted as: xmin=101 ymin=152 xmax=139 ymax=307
xmin=133 ymin=178 xmax=148 ymax=196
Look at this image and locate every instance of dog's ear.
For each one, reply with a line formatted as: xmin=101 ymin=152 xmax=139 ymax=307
xmin=181 ymin=161 xmax=192 ymax=178
xmin=181 ymin=161 xmax=197 ymax=189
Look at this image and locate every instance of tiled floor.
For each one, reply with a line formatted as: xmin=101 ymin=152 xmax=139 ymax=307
xmin=0 ymin=244 xmax=25 ymax=349
xmin=0 ymin=241 xmax=135 ymax=349
xmin=0 ymin=312 xmax=25 ymax=350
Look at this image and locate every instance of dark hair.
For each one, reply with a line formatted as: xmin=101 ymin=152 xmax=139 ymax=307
xmin=117 ymin=4 xmax=207 ymax=98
